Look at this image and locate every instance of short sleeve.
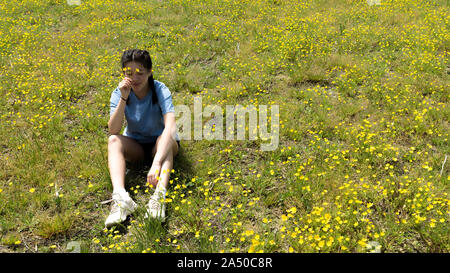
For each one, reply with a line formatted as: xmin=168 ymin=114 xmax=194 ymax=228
xmin=156 ymin=82 xmax=175 ymax=115
xmin=110 ymin=88 xmax=121 ymax=117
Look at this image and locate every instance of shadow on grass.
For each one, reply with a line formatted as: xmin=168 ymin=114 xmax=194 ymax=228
xmin=125 ymin=143 xmax=194 ymax=191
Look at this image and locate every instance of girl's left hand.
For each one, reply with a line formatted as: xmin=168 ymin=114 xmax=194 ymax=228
xmin=147 ymin=162 xmax=161 ymax=187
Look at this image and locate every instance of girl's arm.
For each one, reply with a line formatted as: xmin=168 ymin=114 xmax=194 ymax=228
xmin=108 ymin=98 xmax=127 ymax=135
xmin=108 ymin=77 xmax=132 ymax=135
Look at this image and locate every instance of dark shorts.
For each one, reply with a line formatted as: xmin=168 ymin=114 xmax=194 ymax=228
xmin=138 ymin=140 xmax=180 ymax=163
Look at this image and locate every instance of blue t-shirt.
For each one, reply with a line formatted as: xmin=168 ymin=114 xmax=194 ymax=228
xmin=110 ymin=80 xmax=180 ymax=143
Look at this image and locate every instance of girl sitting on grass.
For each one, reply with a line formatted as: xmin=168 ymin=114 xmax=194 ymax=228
xmin=105 ymin=49 xmax=180 ymax=228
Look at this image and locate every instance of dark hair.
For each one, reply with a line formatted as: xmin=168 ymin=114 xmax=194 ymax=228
xmin=121 ymin=49 xmax=158 ymax=105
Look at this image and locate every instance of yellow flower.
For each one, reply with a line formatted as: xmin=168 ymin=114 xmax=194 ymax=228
xmin=245 ymin=230 xmax=254 ymax=236
xmin=318 ymin=240 xmax=325 ymax=248
xmin=358 ymin=239 xmax=368 ymax=248
xmin=29 ymin=188 xmax=35 ymax=193
xmin=327 ymin=237 xmax=334 ymax=247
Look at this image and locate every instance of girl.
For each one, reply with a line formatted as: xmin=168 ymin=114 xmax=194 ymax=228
xmin=105 ymin=49 xmax=180 ymax=227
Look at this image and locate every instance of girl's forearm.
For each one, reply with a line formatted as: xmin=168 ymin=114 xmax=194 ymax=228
xmin=108 ymin=99 xmax=126 ymax=134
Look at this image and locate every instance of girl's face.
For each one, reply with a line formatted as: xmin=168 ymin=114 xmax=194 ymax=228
xmin=122 ymin=61 xmax=152 ymax=90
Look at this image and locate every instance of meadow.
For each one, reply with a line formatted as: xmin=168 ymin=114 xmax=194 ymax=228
xmin=0 ymin=0 xmax=448 ymax=253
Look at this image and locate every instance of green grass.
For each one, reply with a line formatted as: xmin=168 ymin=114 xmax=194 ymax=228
xmin=0 ymin=0 xmax=448 ymax=253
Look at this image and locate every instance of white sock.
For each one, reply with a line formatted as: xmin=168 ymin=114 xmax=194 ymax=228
xmin=113 ymin=187 xmax=128 ymax=196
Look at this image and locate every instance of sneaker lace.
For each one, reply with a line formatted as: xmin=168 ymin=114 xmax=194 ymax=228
xmin=101 ymin=194 xmax=123 ymax=214
xmin=110 ymin=199 xmax=121 ymax=214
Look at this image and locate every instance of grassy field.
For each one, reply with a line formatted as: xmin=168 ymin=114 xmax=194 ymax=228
xmin=0 ymin=0 xmax=448 ymax=253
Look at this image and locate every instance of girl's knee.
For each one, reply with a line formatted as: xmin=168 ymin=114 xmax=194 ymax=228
xmin=108 ymin=134 xmax=122 ymax=145
xmin=108 ymin=135 xmax=124 ymax=153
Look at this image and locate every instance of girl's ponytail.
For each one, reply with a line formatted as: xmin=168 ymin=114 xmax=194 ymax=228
xmin=149 ymin=73 xmax=157 ymax=105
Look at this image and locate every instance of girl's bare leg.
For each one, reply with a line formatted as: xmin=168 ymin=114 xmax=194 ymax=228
xmin=108 ymin=134 xmax=145 ymax=191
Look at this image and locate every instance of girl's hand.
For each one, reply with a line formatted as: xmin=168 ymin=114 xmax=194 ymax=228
xmin=147 ymin=161 xmax=162 ymax=188
xmin=118 ymin=77 xmax=132 ymax=99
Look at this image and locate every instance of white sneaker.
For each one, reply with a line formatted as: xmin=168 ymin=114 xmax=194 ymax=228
xmin=104 ymin=191 xmax=137 ymax=228
xmin=145 ymin=190 xmax=166 ymax=221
